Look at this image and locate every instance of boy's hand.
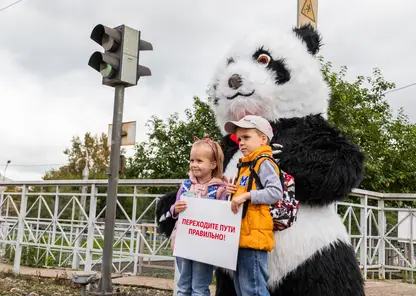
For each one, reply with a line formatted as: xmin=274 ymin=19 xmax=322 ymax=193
xmin=231 ymin=193 xmax=250 ymax=214
xmin=174 ymin=200 xmax=187 ymax=215
xmin=226 ymin=183 xmax=237 ymax=196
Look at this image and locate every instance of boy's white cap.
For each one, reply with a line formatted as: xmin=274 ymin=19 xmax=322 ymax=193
xmin=224 ymin=115 xmax=274 ymax=141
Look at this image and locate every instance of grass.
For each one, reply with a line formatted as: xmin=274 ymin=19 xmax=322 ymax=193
xmin=0 ymin=270 xmax=172 ymax=296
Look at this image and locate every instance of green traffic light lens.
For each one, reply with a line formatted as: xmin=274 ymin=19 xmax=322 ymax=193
xmin=100 ymin=63 xmax=114 ymax=78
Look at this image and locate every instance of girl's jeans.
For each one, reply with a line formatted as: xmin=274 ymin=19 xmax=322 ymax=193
xmin=176 ymin=257 xmax=213 ymax=296
xmin=233 ymin=248 xmax=270 ymax=296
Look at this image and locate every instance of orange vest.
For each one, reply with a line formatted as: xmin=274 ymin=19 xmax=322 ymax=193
xmin=232 ymin=145 xmax=278 ymax=251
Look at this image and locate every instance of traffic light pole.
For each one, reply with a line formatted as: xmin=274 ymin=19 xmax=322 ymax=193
xmin=88 ymin=24 xmax=152 ymax=295
xmin=93 ymin=85 xmax=125 ymax=295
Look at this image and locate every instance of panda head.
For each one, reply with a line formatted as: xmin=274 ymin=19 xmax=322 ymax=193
xmin=208 ymin=24 xmax=330 ymax=134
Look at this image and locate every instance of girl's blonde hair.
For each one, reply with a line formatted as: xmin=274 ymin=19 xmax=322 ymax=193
xmin=192 ymin=135 xmax=224 ymax=179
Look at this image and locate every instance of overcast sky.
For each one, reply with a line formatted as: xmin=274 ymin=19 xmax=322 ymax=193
xmin=0 ymin=0 xmax=415 ymax=181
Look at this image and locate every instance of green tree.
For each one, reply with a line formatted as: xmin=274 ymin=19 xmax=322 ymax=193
xmin=321 ymin=60 xmax=416 ymax=233
xmin=123 ymin=96 xmax=221 ymax=218
xmin=41 ymin=132 xmax=135 ymax=220
xmin=43 ymin=132 xmax=111 ymax=180
xmin=125 ymin=96 xmax=221 ymax=182
xmin=36 ymin=133 xmax=112 ymax=219
xmin=321 ymin=60 xmax=416 ymax=194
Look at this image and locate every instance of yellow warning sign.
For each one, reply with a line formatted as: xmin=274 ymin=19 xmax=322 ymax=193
xmin=297 ymin=0 xmax=318 ymax=28
xmin=301 ymin=0 xmax=316 ymax=22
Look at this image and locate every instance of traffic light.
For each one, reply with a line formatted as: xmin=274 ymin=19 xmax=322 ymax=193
xmin=88 ymin=24 xmax=153 ymax=87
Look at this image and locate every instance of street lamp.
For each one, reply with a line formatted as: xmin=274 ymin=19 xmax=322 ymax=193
xmin=3 ymin=160 xmax=11 ymax=181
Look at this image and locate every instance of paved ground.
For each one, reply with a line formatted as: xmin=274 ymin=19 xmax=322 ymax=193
xmin=1 ymin=263 xmax=416 ymax=295
xmin=365 ymin=280 xmax=416 ymax=296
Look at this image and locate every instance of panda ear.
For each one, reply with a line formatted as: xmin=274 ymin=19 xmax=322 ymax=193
xmin=292 ymin=23 xmax=322 ymax=55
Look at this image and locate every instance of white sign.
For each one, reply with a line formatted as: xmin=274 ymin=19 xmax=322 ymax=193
xmin=398 ymin=211 xmax=416 ymax=242
xmin=108 ymin=121 xmax=137 ymax=146
xmin=173 ymin=195 xmax=242 ymax=271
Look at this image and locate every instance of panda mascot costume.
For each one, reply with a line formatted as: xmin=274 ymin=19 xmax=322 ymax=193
xmin=157 ymin=24 xmax=366 ymax=296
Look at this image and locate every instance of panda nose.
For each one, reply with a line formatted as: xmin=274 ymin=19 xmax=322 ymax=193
xmin=228 ymin=74 xmax=242 ymax=90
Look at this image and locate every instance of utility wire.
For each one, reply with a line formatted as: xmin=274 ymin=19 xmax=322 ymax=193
xmin=0 ymin=164 xmax=65 ymax=167
xmin=384 ymin=82 xmax=416 ymax=95
xmin=0 ymin=0 xmax=25 ymax=13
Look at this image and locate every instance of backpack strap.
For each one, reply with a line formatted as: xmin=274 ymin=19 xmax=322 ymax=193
xmin=206 ymin=184 xmax=220 ymax=199
xmin=180 ymin=179 xmax=192 ymax=196
xmin=249 ymin=154 xmax=281 ymax=189
xmin=239 ymin=154 xmax=281 ymax=219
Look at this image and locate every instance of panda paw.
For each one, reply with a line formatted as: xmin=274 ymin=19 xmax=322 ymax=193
xmin=271 ymin=143 xmax=283 ymax=165
xmin=272 ymin=143 xmax=283 ymax=156
xmin=156 ymin=192 xmax=178 ymax=237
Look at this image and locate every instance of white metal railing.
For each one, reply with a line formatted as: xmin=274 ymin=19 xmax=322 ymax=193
xmin=336 ymin=188 xmax=416 ymax=283
xmin=0 ymin=179 xmax=183 ymax=275
xmin=0 ymin=180 xmax=415 ymax=283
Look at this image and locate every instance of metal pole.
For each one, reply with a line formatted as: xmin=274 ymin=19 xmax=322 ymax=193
xmin=360 ymin=195 xmax=368 ymax=279
xmin=13 ymin=185 xmax=27 ymax=274
xmin=410 ymin=210 xmax=414 ymax=284
xmin=73 ymin=152 xmax=89 ymax=269
xmin=296 ymin=0 xmax=300 ymax=28
xmin=94 ymin=85 xmax=125 ymax=295
xmin=1 ymin=160 xmax=11 ymax=216
xmin=378 ymin=199 xmax=385 ymax=280
xmin=82 ymin=285 xmax=87 ymax=296
xmin=0 ymin=160 xmax=10 ymax=256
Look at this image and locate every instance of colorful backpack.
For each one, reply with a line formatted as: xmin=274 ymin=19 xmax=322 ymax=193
xmin=237 ymin=154 xmax=298 ymax=231
xmin=270 ymin=170 xmax=298 ymax=231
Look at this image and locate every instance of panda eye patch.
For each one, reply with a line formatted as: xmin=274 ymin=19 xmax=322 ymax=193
xmin=257 ymin=54 xmax=270 ymax=65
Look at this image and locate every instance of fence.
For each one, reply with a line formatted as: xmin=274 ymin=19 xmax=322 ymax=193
xmin=337 ymin=189 xmax=416 ymax=282
xmin=0 ymin=180 xmax=415 ymax=283
xmin=0 ymin=179 xmax=182 ymax=277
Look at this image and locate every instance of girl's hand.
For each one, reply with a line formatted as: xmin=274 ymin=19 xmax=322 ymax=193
xmin=226 ymin=183 xmax=237 ymax=196
xmin=231 ymin=193 xmax=250 ymax=214
xmin=174 ymin=200 xmax=187 ymax=215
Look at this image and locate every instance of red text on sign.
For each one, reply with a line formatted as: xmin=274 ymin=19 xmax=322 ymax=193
xmin=188 ymin=228 xmax=226 ymax=241
xmin=181 ymin=218 xmax=236 ymax=233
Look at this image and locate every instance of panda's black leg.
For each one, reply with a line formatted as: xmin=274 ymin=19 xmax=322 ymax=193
xmin=268 ymin=241 xmax=365 ymax=296
xmin=215 ymin=268 xmax=237 ymax=296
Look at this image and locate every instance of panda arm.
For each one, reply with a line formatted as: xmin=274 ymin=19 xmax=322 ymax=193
xmin=156 ymin=191 xmax=179 ymax=237
xmin=271 ymin=114 xmax=365 ymax=205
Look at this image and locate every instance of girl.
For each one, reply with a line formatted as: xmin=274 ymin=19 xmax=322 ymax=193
xmin=169 ymin=135 xmax=227 ymax=296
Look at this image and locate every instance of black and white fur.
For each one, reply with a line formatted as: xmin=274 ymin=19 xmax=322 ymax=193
xmin=157 ymin=24 xmax=366 ymax=296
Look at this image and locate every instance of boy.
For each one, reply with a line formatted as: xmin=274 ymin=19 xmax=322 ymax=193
xmin=225 ymin=115 xmax=283 ymax=296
